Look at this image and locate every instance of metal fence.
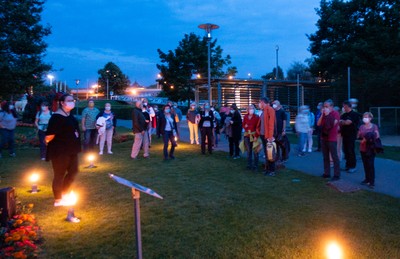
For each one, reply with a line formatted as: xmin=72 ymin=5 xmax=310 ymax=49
xmin=369 ymin=107 xmax=400 ymax=135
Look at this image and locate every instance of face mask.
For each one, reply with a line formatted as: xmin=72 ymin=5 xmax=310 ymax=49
xmin=165 ymin=109 xmax=170 ymax=114
xmin=88 ymin=102 xmax=94 ymax=107
xmin=205 ymin=105 xmax=210 ymax=110
xmin=173 ymin=105 xmax=177 ymax=108
xmin=304 ymin=109 xmax=309 ymax=113
xmin=210 ymin=107 xmax=215 ymax=111
xmin=143 ymin=103 xmax=148 ymax=106
xmin=41 ymin=106 xmax=47 ymax=111
xmin=105 ymin=106 xmax=111 ymax=111
xmin=65 ymin=102 xmax=75 ymax=110
xmin=9 ymin=105 xmax=14 ymax=110
xmin=191 ymin=106 xmax=195 ymax=110
xmin=230 ymin=110 xmax=234 ymax=114
xmin=363 ymin=118 xmax=370 ymax=124
xmin=317 ymin=106 xmax=321 ymax=110
xmin=249 ymin=109 xmax=254 ymax=115
xmin=258 ymin=103 xmax=263 ymax=109
xmin=324 ymin=107 xmax=330 ymax=114
xmin=154 ymin=108 xmax=158 ymax=112
xmin=272 ymin=104 xmax=278 ymax=109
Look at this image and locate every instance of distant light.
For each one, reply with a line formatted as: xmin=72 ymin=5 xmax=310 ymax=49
xmin=197 ymin=74 xmax=201 ymax=79
xmin=170 ymin=85 xmax=174 ymax=89
xmin=326 ymin=242 xmax=342 ymax=259
xmin=157 ymin=74 xmax=162 ymax=78
xmin=47 ymin=74 xmax=54 ymax=80
xmin=228 ymin=75 xmax=233 ymax=79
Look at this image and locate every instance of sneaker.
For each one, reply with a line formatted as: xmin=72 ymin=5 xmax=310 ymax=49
xmin=361 ymin=180 xmax=369 ymax=185
xmin=297 ymin=153 xmax=305 ymax=157
xmin=308 ymin=149 xmax=312 ymax=153
xmin=107 ymin=151 xmax=113 ymax=154
xmin=368 ymin=183 xmax=375 ymax=189
xmin=99 ymin=151 xmax=103 ymax=155
xmin=41 ymin=158 xmax=46 ymax=161
xmin=348 ymin=168 xmax=356 ymax=173
xmin=233 ymin=156 xmax=240 ymax=159
xmin=169 ymin=155 xmax=175 ymax=160
xmin=341 ymin=167 xmax=349 ymax=171
xmin=54 ymin=199 xmax=66 ymax=207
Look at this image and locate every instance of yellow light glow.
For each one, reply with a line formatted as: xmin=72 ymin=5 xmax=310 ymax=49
xmin=30 ymin=173 xmax=39 ymax=183
xmin=326 ymin=242 xmax=342 ymax=259
xmin=131 ymin=89 xmax=137 ymax=95
xmin=87 ymin=154 xmax=95 ymax=162
xmin=228 ymin=75 xmax=233 ymax=79
xmin=174 ymin=136 xmax=178 ymax=141
xmin=197 ymin=74 xmax=201 ymax=79
xmin=64 ymin=191 xmax=78 ymax=206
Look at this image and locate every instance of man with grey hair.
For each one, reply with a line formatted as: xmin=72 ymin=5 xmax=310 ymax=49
xmin=131 ymin=100 xmax=148 ymax=159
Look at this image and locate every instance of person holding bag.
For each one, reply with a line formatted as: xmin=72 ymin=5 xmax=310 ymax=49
xmin=358 ymin=112 xmax=380 ymax=188
xmin=157 ymin=105 xmax=178 ymax=160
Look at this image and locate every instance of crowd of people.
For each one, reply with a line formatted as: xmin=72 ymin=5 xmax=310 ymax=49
xmin=0 ymin=94 xmax=382 ymax=206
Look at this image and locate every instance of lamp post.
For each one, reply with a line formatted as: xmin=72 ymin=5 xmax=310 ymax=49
xmin=47 ymin=74 xmax=54 ymax=86
xmin=198 ymin=23 xmax=219 ymax=104
xmin=106 ymin=70 xmax=110 ymax=100
xmin=275 ymin=45 xmax=279 ymax=80
xmin=75 ymin=79 xmax=80 ymax=115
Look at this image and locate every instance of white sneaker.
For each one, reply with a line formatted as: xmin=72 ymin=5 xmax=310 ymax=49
xmin=54 ymin=199 xmax=65 ymax=207
xmin=99 ymin=151 xmax=103 ymax=155
xmin=107 ymin=151 xmax=113 ymax=154
xmin=308 ymin=149 xmax=312 ymax=153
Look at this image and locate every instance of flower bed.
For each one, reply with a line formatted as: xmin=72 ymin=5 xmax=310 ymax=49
xmin=0 ymin=204 xmax=42 ymax=259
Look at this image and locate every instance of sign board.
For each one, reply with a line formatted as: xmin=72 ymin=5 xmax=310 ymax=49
xmin=109 ymin=174 xmax=163 ymax=199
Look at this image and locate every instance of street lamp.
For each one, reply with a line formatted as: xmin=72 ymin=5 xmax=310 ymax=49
xmin=75 ymin=79 xmax=80 ymax=115
xmin=198 ymin=23 xmax=219 ymax=104
xmin=106 ymin=70 xmax=110 ymax=100
xmin=47 ymin=74 xmax=54 ymax=86
xmin=275 ymin=45 xmax=279 ymax=80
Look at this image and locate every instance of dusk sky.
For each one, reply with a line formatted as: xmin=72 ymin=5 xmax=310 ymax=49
xmin=42 ymin=0 xmax=322 ymax=88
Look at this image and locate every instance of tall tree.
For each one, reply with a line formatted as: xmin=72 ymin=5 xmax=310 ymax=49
xmin=157 ymin=33 xmax=237 ymax=102
xmin=261 ymin=66 xmax=284 ymax=80
xmin=98 ymin=62 xmax=130 ymax=96
xmin=0 ymin=0 xmax=51 ymax=100
xmin=286 ymin=61 xmax=312 ymax=80
xmin=307 ymin=0 xmax=400 ymax=109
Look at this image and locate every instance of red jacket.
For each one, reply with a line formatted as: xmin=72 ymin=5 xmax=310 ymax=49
xmin=243 ymin=114 xmax=260 ymax=137
xmin=256 ymin=105 xmax=276 ymax=139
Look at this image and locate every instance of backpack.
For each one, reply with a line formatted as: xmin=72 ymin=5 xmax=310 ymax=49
xmin=266 ymin=141 xmax=277 ymax=162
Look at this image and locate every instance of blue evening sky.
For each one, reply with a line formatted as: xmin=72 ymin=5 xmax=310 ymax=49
xmin=42 ymin=0 xmax=321 ymax=88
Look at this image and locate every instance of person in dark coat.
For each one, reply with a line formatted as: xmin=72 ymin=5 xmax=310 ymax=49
xmin=157 ymin=105 xmax=178 ymax=160
xmin=228 ymin=103 xmax=242 ymax=159
xmin=198 ymin=102 xmax=214 ymax=155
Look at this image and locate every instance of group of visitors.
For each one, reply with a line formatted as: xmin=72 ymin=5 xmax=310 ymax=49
xmin=0 ymin=93 xmax=382 ymax=207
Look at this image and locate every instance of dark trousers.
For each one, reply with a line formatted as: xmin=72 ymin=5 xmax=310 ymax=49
xmin=200 ymin=127 xmax=213 ymax=154
xmin=51 ymin=154 xmax=79 ymax=200
xmin=83 ymin=129 xmax=97 ymax=152
xmin=0 ymin=128 xmax=15 ymax=155
xmin=38 ymin=130 xmax=46 ymax=159
xmin=276 ymin=138 xmax=288 ymax=162
xmin=162 ymin=130 xmax=176 ymax=159
xmin=244 ymin=136 xmax=259 ymax=168
xmin=342 ymin=135 xmax=356 ymax=169
xmin=228 ymin=137 xmax=240 ymax=157
xmin=315 ymin=126 xmax=321 ymax=150
xmin=261 ymin=135 xmax=275 ymax=173
xmin=321 ymin=140 xmax=340 ymax=177
xmin=361 ymin=152 xmax=375 ymax=185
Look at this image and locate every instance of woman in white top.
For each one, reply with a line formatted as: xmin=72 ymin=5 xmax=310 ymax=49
xmin=35 ymin=101 xmax=52 ymax=160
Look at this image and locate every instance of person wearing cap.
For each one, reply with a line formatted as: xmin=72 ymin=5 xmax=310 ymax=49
xmin=187 ymin=102 xmax=200 ymax=145
xmin=81 ymin=99 xmax=100 ymax=152
xmin=256 ymin=97 xmax=276 ymax=176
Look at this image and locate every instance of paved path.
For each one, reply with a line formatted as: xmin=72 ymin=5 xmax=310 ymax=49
xmin=118 ymin=119 xmax=400 ymax=198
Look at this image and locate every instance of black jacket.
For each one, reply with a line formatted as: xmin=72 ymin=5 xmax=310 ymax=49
xmin=199 ymin=110 xmax=214 ymax=128
xmin=132 ymin=107 xmax=146 ymax=133
xmin=157 ymin=113 xmax=178 ymax=136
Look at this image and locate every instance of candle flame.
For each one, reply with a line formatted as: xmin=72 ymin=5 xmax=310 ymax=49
xmin=30 ymin=173 xmax=39 ymax=183
xmin=64 ymin=191 xmax=78 ymax=206
xmin=87 ymin=154 xmax=95 ymax=162
xmin=326 ymin=242 xmax=342 ymax=259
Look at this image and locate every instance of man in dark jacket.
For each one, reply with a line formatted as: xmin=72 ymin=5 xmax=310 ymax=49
xmin=131 ymin=100 xmax=148 ymax=159
xmin=340 ymin=100 xmax=360 ymax=173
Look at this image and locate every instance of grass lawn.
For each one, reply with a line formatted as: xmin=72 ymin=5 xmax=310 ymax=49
xmin=1 ymin=137 xmax=400 ymax=258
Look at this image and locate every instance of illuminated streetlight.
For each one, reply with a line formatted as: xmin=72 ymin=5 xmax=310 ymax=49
xmin=196 ymin=73 xmax=201 ymax=79
xmin=47 ymin=74 xmax=54 ymax=86
xmin=275 ymin=45 xmax=279 ymax=80
xmin=198 ymin=23 xmax=219 ymax=104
